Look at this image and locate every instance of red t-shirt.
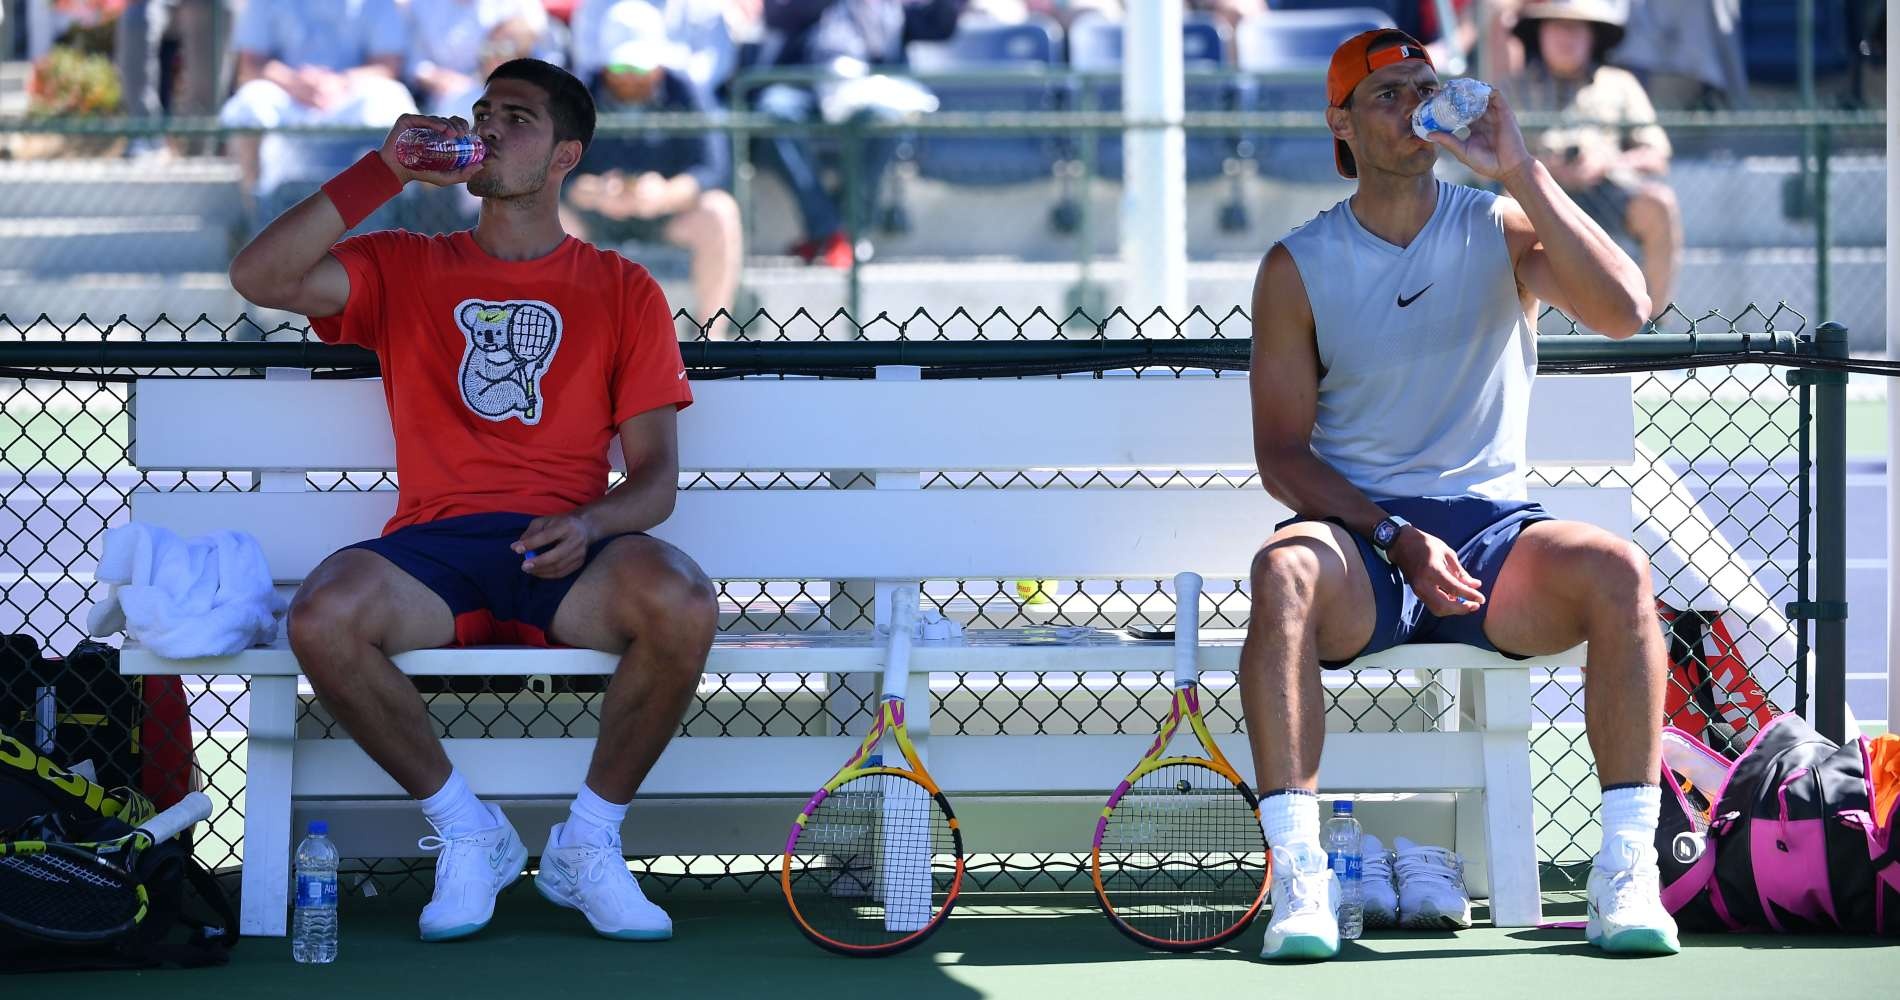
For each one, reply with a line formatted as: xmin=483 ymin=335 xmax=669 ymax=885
xmin=310 ymin=229 xmax=691 ymax=534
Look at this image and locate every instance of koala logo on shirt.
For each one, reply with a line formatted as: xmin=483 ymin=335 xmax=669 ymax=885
xmin=455 ymin=298 xmax=563 ymax=424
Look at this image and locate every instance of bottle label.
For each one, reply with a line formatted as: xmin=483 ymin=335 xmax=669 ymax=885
xmin=296 ymin=874 xmax=338 ymax=907
xmin=1327 ymin=852 xmax=1362 ymax=882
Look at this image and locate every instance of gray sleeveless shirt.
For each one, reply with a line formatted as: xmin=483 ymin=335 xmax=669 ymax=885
xmin=1278 ymin=180 xmax=1535 ymax=501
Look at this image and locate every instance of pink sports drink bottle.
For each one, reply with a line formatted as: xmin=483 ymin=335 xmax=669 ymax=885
xmin=393 ymin=127 xmax=485 ymax=172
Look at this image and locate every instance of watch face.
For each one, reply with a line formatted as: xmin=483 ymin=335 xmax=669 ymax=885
xmin=1374 ymin=520 xmax=1395 ymax=547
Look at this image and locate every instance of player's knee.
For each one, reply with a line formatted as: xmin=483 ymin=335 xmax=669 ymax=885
xmin=625 ymin=556 xmax=718 ymax=646
xmin=1250 ymin=538 xmax=1327 ymax=610
xmin=1578 ymin=538 xmax=1651 ymax=622
xmin=286 ymin=579 xmax=371 ymax=665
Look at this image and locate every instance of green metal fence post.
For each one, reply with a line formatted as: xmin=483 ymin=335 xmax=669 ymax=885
xmin=1815 ymin=123 xmax=1831 ymax=324
xmin=1813 ymin=321 xmax=1849 ymax=741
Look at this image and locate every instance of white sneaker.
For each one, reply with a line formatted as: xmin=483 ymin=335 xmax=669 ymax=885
xmin=1259 ymin=843 xmax=1340 ymax=961
xmin=1393 ymin=836 xmax=1473 ymax=930
xmin=417 ymin=803 xmax=528 ymax=942
xmin=1587 ymin=836 xmax=1681 ymax=956
xmin=1360 ymin=834 xmax=1398 ymax=929
xmin=535 ymin=823 xmax=674 ymax=941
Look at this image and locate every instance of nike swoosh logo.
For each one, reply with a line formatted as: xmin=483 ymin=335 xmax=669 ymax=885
xmin=490 ymin=841 xmax=510 ymax=869
xmin=1397 ymin=284 xmax=1433 ymax=308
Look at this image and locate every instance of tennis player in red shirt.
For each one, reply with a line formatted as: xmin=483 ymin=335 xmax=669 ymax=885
xmin=230 ymin=58 xmax=707 ymax=943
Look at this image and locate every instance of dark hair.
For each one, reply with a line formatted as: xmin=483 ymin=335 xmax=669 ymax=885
xmin=485 ymin=58 xmax=596 ymax=154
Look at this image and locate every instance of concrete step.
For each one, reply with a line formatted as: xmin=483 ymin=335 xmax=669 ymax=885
xmin=0 ymin=159 xmax=245 ymax=224
xmin=0 ymin=216 xmax=235 ymax=274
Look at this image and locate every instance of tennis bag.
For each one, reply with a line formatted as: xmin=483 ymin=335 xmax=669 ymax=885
xmin=0 ymin=733 xmax=236 ymax=972
xmin=1658 ymin=715 xmax=1900 ymax=934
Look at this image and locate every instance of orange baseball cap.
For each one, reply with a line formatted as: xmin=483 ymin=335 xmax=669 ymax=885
xmin=1326 ymin=28 xmax=1433 ymax=178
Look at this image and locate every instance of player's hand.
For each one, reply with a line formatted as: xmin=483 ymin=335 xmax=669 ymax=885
xmin=630 ymin=172 xmax=671 ymax=217
xmin=1389 ymin=527 xmax=1485 ymax=616
xmin=378 ymin=113 xmax=485 ymax=188
xmin=1425 ymin=88 xmax=1535 ymax=186
xmin=513 ymin=512 xmax=599 ymax=579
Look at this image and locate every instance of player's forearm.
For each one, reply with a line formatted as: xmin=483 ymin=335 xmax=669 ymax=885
xmin=1257 ymin=446 xmax=1393 ymax=540
xmin=1501 ymin=160 xmax=1650 ymax=335
xmin=576 ymin=465 xmax=678 ymax=538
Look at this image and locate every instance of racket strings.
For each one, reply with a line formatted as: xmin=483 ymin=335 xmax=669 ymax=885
xmin=1097 ymin=762 xmax=1267 ymax=944
xmin=0 ymin=849 xmax=141 ymax=935
xmin=787 ymin=772 xmax=958 ymax=949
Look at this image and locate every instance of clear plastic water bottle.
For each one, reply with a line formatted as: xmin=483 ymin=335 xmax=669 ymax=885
xmin=292 ymin=820 xmax=339 ymax=963
xmin=393 ymin=127 xmax=485 ymax=172
xmin=1323 ymin=800 xmax=1364 ymax=940
xmin=1412 ymin=78 xmax=1493 ymax=140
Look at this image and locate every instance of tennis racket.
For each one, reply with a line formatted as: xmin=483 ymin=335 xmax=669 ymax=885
xmin=507 ymin=306 xmax=556 ymax=419
xmin=0 ymin=790 xmax=214 ymax=943
xmin=782 ymin=587 xmax=965 ymax=956
xmin=1091 ymin=572 xmax=1270 ymax=951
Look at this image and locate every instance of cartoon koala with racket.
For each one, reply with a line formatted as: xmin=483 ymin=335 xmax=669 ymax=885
xmin=455 ymin=299 xmax=563 ymax=424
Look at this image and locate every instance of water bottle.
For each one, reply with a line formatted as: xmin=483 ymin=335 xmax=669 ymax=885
xmin=292 ymin=820 xmax=339 ymax=963
xmin=393 ymin=127 xmax=485 ymax=172
xmin=1411 ymin=78 xmax=1493 ymax=140
xmin=1323 ymin=800 xmax=1364 ymax=940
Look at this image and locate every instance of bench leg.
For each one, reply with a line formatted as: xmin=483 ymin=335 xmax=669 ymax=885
xmin=1478 ymin=669 xmax=1541 ymax=927
xmin=242 ymin=675 xmax=297 ymax=936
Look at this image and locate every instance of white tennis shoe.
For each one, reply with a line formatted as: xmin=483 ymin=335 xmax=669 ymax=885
xmin=535 ymin=823 xmax=673 ymax=941
xmin=417 ymin=803 xmax=528 ymax=942
xmin=1259 ymin=843 xmax=1340 ymax=961
xmin=1587 ymin=835 xmax=1680 ymax=956
xmin=1360 ymin=834 xmax=1399 ymax=929
xmin=1392 ymin=837 xmax=1472 ymax=930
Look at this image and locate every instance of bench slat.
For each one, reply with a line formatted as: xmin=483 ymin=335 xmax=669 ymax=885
xmin=131 ymin=375 xmax=1636 ymax=471
xmin=292 ymin=731 xmax=1494 ymax=799
xmin=120 ymin=635 xmax=1587 ymax=675
xmin=130 ymin=485 xmax=1630 ymax=583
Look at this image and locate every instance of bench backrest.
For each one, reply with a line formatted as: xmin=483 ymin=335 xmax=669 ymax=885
xmin=129 ymin=372 xmax=1636 ymax=585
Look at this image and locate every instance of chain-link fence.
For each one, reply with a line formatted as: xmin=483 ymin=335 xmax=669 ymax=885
xmin=0 ymin=306 xmax=1847 ymax=904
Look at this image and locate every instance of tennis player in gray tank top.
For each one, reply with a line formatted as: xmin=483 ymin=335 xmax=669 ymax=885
xmin=1242 ymin=28 xmax=1680 ymax=961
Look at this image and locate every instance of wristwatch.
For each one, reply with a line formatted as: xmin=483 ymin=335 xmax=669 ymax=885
xmin=1371 ymin=515 xmax=1411 ymax=558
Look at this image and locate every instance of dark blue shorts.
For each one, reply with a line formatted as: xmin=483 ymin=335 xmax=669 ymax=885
xmin=346 ymin=512 xmax=639 ymax=647
xmin=1277 ymin=495 xmax=1554 ymax=669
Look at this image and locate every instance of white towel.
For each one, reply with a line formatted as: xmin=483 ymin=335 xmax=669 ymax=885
xmin=85 ymin=523 xmax=287 ymax=658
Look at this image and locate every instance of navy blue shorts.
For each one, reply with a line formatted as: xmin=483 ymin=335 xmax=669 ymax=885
xmin=1277 ymin=495 xmax=1554 ymax=669
xmin=346 ymin=512 xmax=640 ymax=647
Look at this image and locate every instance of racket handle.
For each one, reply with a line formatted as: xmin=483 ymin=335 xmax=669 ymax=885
xmin=1173 ymin=572 xmax=1202 ymax=684
xmin=883 ymin=587 xmax=918 ymax=697
xmin=138 ymin=791 xmax=213 ymax=845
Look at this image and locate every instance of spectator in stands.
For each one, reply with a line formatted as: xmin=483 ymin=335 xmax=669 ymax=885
xmin=566 ymin=0 xmax=743 ymax=338
xmin=116 ymin=0 xmax=227 ymax=156
xmin=1612 ymin=0 xmax=1748 ymax=109
xmin=406 ymin=0 xmax=556 ymax=118
xmin=1502 ymin=0 xmax=1680 ymax=318
xmin=572 ymin=0 xmax=743 ymax=103
xmin=752 ymin=0 xmax=965 ymax=268
xmin=967 ymin=0 xmax=1119 ymax=29
xmin=218 ymin=0 xmax=417 ymax=222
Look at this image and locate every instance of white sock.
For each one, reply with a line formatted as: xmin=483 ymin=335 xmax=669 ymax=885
xmin=1598 ymin=783 xmax=1661 ymax=863
xmin=1260 ymin=789 xmax=1321 ymax=851
xmin=557 ymin=783 xmax=629 ymax=849
xmin=419 ymin=769 xmax=492 ymax=838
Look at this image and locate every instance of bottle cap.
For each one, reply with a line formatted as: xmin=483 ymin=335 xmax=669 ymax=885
xmin=309 ymin=820 xmax=329 ymax=836
xmin=1333 ymin=799 xmax=1354 ymax=814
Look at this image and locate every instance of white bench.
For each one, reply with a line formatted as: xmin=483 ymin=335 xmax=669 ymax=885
xmin=120 ymin=368 xmax=1635 ymax=935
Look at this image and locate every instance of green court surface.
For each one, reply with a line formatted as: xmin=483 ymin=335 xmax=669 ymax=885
xmin=15 ymin=891 xmax=1895 ymax=999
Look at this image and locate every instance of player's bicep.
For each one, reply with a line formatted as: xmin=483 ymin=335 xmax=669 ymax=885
xmin=616 ymin=403 xmax=680 ymax=487
xmin=1248 ymin=244 xmax=1321 ymax=471
xmin=291 ymin=253 xmax=354 ymax=319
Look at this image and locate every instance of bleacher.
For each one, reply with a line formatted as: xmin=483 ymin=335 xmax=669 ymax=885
xmin=0 ymin=4 xmax=1884 ymax=345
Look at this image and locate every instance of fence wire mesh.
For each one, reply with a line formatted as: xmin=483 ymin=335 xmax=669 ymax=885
xmin=0 ymin=305 xmax=1823 ymax=902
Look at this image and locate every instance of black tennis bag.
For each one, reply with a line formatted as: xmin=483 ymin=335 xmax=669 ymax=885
xmin=0 ymin=733 xmax=236 ymax=972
